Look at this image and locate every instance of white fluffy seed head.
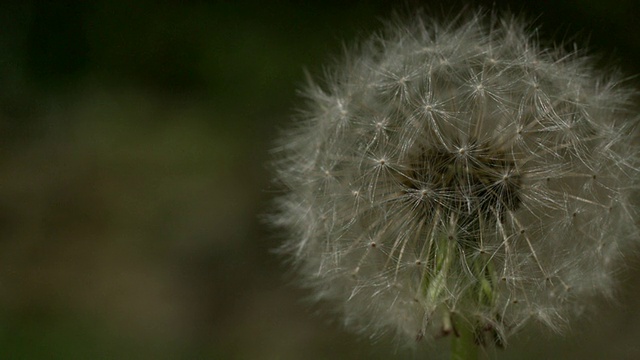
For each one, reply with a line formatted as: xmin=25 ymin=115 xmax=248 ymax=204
xmin=270 ymin=12 xmax=640 ymax=346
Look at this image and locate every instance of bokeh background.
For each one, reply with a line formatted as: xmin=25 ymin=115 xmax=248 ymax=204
xmin=1 ymin=1 xmax=639 ymax=359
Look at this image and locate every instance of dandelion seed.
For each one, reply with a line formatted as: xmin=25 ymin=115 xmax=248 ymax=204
xmin=270 ymin=11 xmax=640 ymax=353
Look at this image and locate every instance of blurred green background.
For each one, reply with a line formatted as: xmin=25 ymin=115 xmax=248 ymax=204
xmin=0 ymin=1 xmax=639 ymax=359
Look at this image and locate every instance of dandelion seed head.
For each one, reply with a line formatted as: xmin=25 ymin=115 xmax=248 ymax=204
xmin=271 ymin=11 xmax=640 ymax=346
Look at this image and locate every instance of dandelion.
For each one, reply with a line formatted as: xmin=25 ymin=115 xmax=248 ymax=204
xmin=270 ymin=11 xmax=640 ymax=357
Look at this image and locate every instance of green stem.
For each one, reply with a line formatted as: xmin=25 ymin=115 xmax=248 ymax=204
xmin=450 ymin=315 xmax=478 ymax=360
xmin=422 ymin=233 xmax=490 ymax=359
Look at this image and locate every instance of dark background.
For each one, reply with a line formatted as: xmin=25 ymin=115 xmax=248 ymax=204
xmin=0 ymin=1 xmax=639 ymax=359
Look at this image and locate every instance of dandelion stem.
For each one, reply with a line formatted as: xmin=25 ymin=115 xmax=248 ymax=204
xmin=451 ymin=314 xmax=478 ymax=360
xmin=425 ymin=232 xmax=484 ymax=359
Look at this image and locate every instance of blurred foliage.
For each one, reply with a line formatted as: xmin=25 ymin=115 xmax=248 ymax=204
xmin=0 ymin=1 xmax=638 ymax=359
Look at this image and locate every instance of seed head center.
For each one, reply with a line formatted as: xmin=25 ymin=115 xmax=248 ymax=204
xmin=404 ymin=142 xmax=522 ymax=225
